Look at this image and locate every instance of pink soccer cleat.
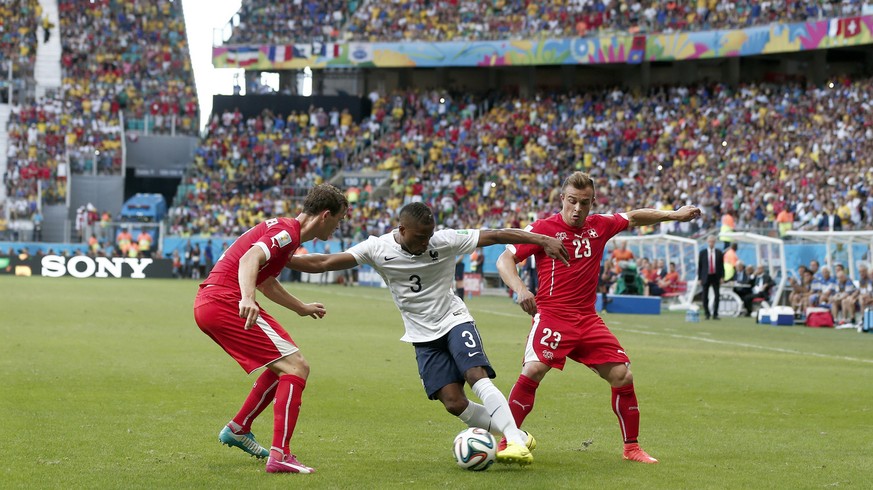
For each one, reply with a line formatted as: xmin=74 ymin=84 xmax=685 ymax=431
xmin=265 ymin=453 xmax=316 ymax=474
xmin=623 ymin=443 xmax=659 ymax=464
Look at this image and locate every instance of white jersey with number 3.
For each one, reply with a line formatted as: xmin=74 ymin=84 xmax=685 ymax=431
xmin=347 ymin=229 xmax=480 ymax=343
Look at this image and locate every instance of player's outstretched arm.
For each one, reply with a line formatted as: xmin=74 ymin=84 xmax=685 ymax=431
xmin=626 ymin=205 xmax=701 ymax=228
xmin=287 ymin=252 xmax=358 ymax=273
xmin=497 ymin=250 xmax=537 ymax=316
xmin=477 ymin=229 xmax=570 ymax=266
xmin=258 ymin=276 xmax=326 ymax=319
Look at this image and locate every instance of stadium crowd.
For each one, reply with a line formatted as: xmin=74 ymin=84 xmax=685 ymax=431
xmin=57 ymin=0 xmax=199 ymax=135
xmin=225 ymin=0 xmax=867 ymax=44
xmin=2 ymin=0 xmax=199 ymax=220
xmin=227 ymin=0 xmax=349 ymax=45
xmin=165 ymin=76 xmax=873 ymax=241
xmin=0 ymin=0 xmax=40 ymax=102
xmin=166 ymin=105 xmax=371 ymax=237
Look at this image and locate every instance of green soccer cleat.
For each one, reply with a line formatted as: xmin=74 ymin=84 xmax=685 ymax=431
xmin=218 ymin=426 xmax=269 ymax=459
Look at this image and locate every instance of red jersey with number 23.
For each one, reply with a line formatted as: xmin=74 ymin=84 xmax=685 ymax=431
xmin=508 ymin=213 xmax=628 ymax=315
xmin=200 ymin=217 xmax=301 ymax=292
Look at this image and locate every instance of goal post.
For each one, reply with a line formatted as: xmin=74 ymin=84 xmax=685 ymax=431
xmin=611 ymin=234 xmax=699 ymax=282
xmin=784 ymin=230 xmax=873 ymax=282
xmin=607 ymin=233 xmax=699 ymax=310
xmin=719 ymin=231 xmax=787 ymax=306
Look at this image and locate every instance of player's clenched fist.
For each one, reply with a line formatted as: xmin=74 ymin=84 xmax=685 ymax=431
xmin=298 ymin=302 xmax=326 ymax=319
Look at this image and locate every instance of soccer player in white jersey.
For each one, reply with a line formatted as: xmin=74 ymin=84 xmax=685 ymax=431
xmin=288 ymin=202 xmax=570 ymax=465
xmin=496 ymin=171 xmax=700 ymax=464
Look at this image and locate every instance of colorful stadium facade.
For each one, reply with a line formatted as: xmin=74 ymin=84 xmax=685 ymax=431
xmin=214 ymin=15 xmax=873 ymax=70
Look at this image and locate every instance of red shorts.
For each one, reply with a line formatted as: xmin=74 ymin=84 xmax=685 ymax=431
xmin=194 ymin=286 xmax=299 ymax=374
xmin=522 ymin=311 xmax=629 ymax=370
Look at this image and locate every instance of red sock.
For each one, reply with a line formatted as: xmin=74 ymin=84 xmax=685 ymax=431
xmin=272 ymin=374 xmax=306 ymax=456
xmin=507 ymin=374 xmax=540 ymax=427
xmin=611 ymin=384 xmax=640 ymax=444
xmin=232 ymin=370 xmax=279 ymax=433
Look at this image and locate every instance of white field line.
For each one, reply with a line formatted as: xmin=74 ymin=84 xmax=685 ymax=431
xmin=309 ymin=289 xmax=873 ymax=365
xmin=615 ymin=326 xmax=873 ymax=365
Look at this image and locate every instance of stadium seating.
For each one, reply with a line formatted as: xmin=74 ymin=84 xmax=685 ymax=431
xmin=0 ymin=0 xmax=39 ymax=93
xmin=164 ymin=77 xmax=873 ymax=237
xmin=225 ymin=0 xmax=866 ymax=44
xmin=167 ymin=106 xmax=370 ymax=237
xmin=3 ymin=0 xmax=199 ymax=220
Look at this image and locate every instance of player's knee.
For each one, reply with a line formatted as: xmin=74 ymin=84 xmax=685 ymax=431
xmin=614 ymin=368 xmax=633 ymax=386
xmin=442 ymin=397 xmax=468 ymax=417
xmin=463 ymin=367 xmax=488 ymax=387
xmin=521 ymin=361 xmax=549 ymax=382
xmin=271 ymin=353 xmax=310 ymax=378
xmin=440 ymin=393 xmax=470 ymax=417
xmin=295 ymin=357 xmax=310 ymax=378
xmin=602 ymin=364 xmax=633 ymax=386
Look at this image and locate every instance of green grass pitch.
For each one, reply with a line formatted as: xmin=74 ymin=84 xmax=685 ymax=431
xmin=2 ymin=276 xmax=872 ymax=489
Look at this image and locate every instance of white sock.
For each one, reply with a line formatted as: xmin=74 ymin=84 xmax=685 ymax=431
xmin=458 ymin=401 xmax=497 ymax=435
xmin=471 ymin=378 xmax=525 ymax=445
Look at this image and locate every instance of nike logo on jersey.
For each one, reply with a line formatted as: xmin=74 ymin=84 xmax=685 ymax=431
xmin=384 ymin=256 xmax=397 ymax=261
xmin=512 ymin=400 xmax=532 ymax=411
xmin=468 ymin=351 xmax=481 ymax=357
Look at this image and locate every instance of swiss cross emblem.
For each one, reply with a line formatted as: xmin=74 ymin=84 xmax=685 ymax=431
xmin=555 ymin=232 xmax=568 ymax=240
xmin=588 ymin=229 xmax=599 ymax=238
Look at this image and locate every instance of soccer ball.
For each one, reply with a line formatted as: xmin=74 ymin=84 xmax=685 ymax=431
xmin=452 ymin=427 xmax=496 ymax=471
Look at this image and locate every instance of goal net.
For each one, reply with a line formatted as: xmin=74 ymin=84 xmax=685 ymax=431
xmin=784 ymin=230 xmax=873 ymax=282
xmin=607 ymin=233 xmax=699 ymax=309
xmin=720 ymin=231 xmax=787 ymax=306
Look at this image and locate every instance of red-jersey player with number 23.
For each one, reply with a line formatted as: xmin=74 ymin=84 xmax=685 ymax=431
xmin=497 ymin=171 xmax=701 ymax=464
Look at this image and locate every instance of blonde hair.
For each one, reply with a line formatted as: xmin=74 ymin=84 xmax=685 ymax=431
xmin=562 ymin=171 xmax=595 ymax=192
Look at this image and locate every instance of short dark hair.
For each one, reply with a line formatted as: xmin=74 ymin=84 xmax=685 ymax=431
xmin=399 ymin=202 xmax=435 ymax=226
xmin=302 ymin=184 xmax=349 ymax=216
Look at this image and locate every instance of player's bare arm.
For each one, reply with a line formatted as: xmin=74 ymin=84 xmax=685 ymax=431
xmin=477 ymin=229 xmax=570 ymax=266
xmin=286 ymin=252 xmax=358 ymax=273
xmin=626 ymin=205 xmax=701 ymax=228
xmin=496 ymin=249 xmax=538 ymax=316
xmin=238 ymin=245 xmax=267 ymax=329
xmin=258 ymin=276 xmax=326 ymax=319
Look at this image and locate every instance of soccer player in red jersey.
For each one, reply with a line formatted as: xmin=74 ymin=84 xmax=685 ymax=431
xmin=194 ymin=184 xmax=348 ymax=474
xmin=496 ymin=171 xmax=701 ymax=464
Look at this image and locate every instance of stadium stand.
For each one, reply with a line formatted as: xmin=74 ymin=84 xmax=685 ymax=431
xmin=0 ymin=0 xmax=40 ymax=100
xmin=3 ymin=0 xmax=873 ymax=276
xmin=167 ymin=106 xmax=371 ymax=237
xmin=163 ymin=77 xmax=873 ymax=238
xmin=3 ymin=0 xmax=199 ymax=222
xmin=160 ymin=75 xmax=873 ymax=238
xmin=224 ymin=0 xmax=868 ymax=43
xmin=227 ymin=0 xmax=349 ymax=44
xmin=57 ymin=0 xmax=199 ymax=135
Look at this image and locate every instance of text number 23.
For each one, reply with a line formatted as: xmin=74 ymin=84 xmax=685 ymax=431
xmin=539 ymin=328 xmax=561 ymax=349
xmin=572 ymin=238 xmax=592 ymax=258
